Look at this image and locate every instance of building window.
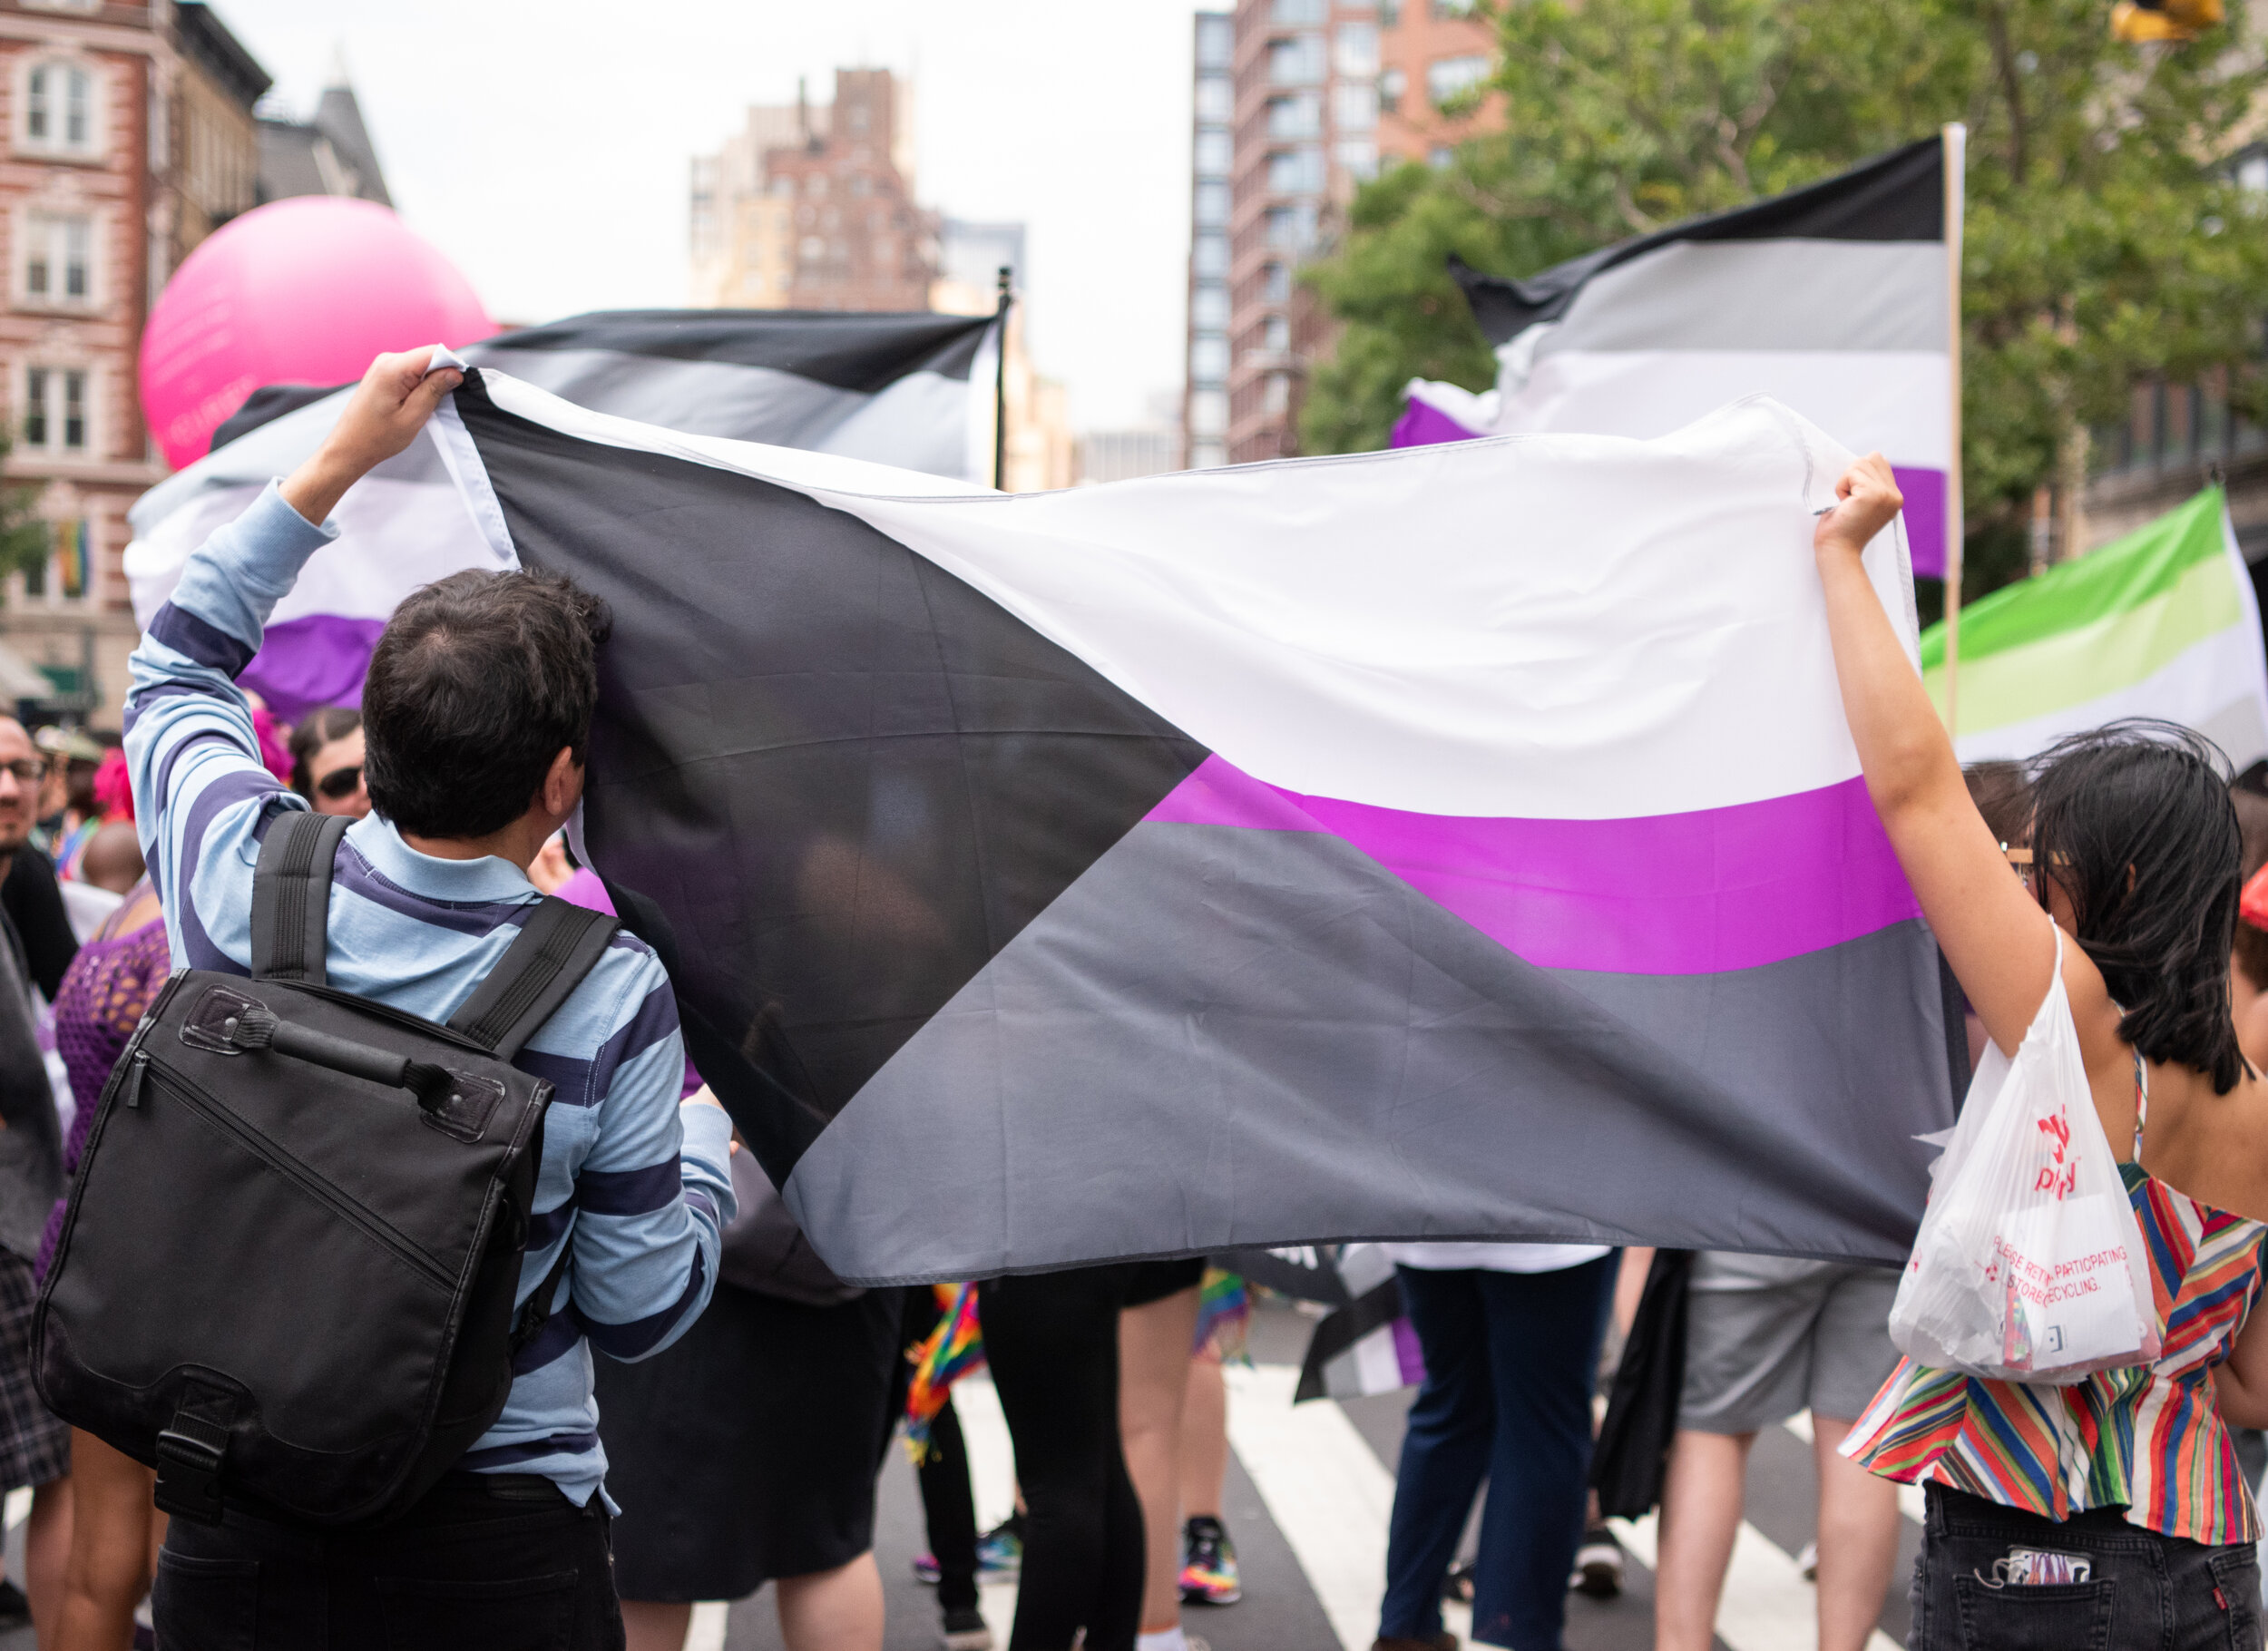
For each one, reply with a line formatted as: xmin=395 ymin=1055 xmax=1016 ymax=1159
xmin=1428 ymin=54 xmax=1492 ymax=106
xmin=1381 ymin=0 xmax=1403 ymax=22
xmin=24 ymin=366 xmax=88 ymax=454
xmin=1197 ymin=15 xmax=1236 ymax=69
xmin=1263 ymin=374 xmax=1292 ymax=415
xmin=1267 ymin=148 xmax=1325 ymax=195
xmin=1192 ymin=283 xmax=1230 ymax=328
xmin=1379 ymin=67 xmax=1406 ymax=114
xmin=1264 ymin=203 xmax=1317 ymax=249
xmin=1195 ymin=181 xmax=1230 ymax=227
xmin=24 ymin=216 xmax=93 ymax=307
xmin=1336 ymin=24 xmax=1381 ymax=76
xmin=24 ymin=62 xmax=94 ymax=156
xmin=1262 ymin=261 xmax=1292 ymax=301
xmin=1196 ymin=73 xmax=1234 ymax=123
xmin=1191 ymin=336 xmax=1229 ymax=382
xmin=1272 ymin=0 xmax=1327 ymax=20
xmin=1268 ymin=34 xmax=1327 ymax=86
xmin=1190 ymin=439 xmax=1227 ymax=470
xmin=1189 ymin=390 xmax=1228 ymax=437
xmin=1429 ymin=145 xmax=1455 ymax=168
xmin=1261 ymin=315 xmax=1291 ymax=354
xmin=1337 ymin=139 xmax=1380 ymax=181
xmin=1432 ymin=0 xmax=1479 ymax=14
xmin=1195 ymin=128 xmax=1232 ymax=178
xmin=1193 ymin=231 xmax=1229 ymax=278
xmin=1266 ymin=93 xmax=1324 ymax=138
xmin=1334 ymin=83 xmax=1379 ymax=131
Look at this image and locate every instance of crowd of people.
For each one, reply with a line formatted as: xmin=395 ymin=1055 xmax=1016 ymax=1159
xmin=0 ymin=357 xmax=2255 ymax=1651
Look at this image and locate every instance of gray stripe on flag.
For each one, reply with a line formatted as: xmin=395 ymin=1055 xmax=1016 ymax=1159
xmin=782 ymin=820 xmax=1952 ymax=1285
xmin=1536 ymin=239 xmax=1949 ymax=356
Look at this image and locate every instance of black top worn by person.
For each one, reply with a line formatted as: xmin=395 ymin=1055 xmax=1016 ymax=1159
xmin=2 ymin=850 xmax=76 ymax=1000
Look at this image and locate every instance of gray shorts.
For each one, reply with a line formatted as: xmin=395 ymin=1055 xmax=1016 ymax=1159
xmin=1677 ymin=1253 xmax=1901 ymax=1435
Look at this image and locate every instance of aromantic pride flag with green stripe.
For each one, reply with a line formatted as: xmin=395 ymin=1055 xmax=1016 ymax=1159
xmin=1925 ymin=487 xmax=2268 ymax=770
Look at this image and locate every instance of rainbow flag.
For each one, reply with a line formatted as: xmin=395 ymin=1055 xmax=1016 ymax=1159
xmin=1924 ymin=487 xmax=2268 ymax=769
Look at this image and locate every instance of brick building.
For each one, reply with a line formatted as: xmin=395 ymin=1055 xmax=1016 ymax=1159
xmin=689 ymin=69 xmax=939 ymax=312
xmin=0 ymin=0 xmax=266 ymax=726
xmin=1185 ymin=0 xmax=1499 ymax=468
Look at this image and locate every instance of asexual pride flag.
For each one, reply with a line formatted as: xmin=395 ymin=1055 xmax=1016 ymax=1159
xmin=123 ymin=309 xmax=1000 ymax=720
xmin=435 ymin=372 xmax=1960 ymax=1283
xmin=1401 ymin=133 xmax=1961 ymax=578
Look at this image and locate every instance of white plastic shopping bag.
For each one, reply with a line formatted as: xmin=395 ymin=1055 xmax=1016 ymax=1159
xmin=1887 ymin=923 xmax=2161 ymax=1383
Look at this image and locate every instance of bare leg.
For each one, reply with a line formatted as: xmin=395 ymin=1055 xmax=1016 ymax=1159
xmin=620 ymin=1599 xmax=692 ymax=1651
xmin=1812 ymin=1416 xmax=1901 ymax=1651
xmin=1179 ymin=1352 xmax=1229 ymax=1521
xmin=776 ymin=1553 xmax=885 ymax=1651
xmin=54 ymin=1431 xmax=153 ymax=1651
xmin=1653 ymin=1429 xmax=1754 ymax=1651
xmin=1120 ymin=1285 xmax=1202 ymax=1634
xmin=26 ymin=1474 xmax=71 ymax=1647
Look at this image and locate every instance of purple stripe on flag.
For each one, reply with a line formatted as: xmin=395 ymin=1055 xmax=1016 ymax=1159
xmin=1144 ymin=755 xmax=1918 ymax=975
xmin=238 ymin=613 xmax=386 ymax=725
xmin=1390 ymin=396 xmax=1487 ymax=448
xmin=1893 ymin=465 xmax=1948 ymax=580
xmin=1390 ymin=1314 xmax=1427 ymax=1388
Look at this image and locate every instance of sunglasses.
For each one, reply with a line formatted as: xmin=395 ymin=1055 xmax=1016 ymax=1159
xmin=316 ymin=764 xmax=363 ymax=802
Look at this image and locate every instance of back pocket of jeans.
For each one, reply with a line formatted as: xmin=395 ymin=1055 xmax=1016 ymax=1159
xmin=376 ymin=1568 xmax=576 ymax=1651
xmin=1953 ymin=1574 xmax=2116 ymax=1651
xmin=152 ymin=1551 xmax=259 ymax=1651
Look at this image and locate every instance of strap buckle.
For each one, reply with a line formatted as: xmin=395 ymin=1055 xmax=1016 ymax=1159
xmin=153 ymin=1423 xmax=228 ymax=1524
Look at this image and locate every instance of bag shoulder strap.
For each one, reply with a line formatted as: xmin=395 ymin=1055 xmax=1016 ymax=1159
xmin=249 ymin=811 xmax=351 ymax=984
xmin=447 ymin=896 xmax=619 ymax=1060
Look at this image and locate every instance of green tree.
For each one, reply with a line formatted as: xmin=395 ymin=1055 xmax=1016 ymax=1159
xmin=1301 ymin=0 xmax=2268 ymax=601
xmin=0 ymin=428 xmax=54 ymax=599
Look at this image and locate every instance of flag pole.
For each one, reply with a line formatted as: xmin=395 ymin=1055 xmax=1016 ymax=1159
xmin=1941 ymin=122 xmax=1967 ymax=736
xmin=993 ymin=266 xmax=1012 ymax=491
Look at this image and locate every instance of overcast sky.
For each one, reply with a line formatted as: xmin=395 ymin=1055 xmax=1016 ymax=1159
xmin=212 ymin=0 xmax=1203 ymax=431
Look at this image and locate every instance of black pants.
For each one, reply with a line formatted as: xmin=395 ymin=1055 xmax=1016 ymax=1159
xmin=901 ymin=1285 xmax=982 ymax=1613
xmin=1911 ymin=1483 xmax=2262 ymax=1651
xmin=980 ymin=1265 xmax=1142 ymax=1651
xmin=153 ymin=1472 xmax=623 ymax=1651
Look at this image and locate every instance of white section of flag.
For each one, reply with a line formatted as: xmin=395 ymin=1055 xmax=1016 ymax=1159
xmin=473 ymin=370 xmax=1919 ymax=821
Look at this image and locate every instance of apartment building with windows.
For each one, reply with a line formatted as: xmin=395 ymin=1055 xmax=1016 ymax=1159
xmin=1185 ymin=0 xmax=1498 ymax=467
xmin=689 ymin=69 xmax=938 ymax=312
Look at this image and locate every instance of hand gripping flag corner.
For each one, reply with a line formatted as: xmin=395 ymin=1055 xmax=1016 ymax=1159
xmin=438 ymin=372 xmax=1960 ymax=1284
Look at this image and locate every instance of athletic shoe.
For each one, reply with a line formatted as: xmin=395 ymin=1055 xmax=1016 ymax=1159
xmin=914 ymin=1514 xmax=1025 ymax=1587
xmin=940 ymin=1607 xmax=993 ymax=1650
xmin=975 ymin=1512 xmax=1025 ymax=1578
xmin=1442 ymin=1558 xmax=1474 ymax=1603
xmin=1570 ymin=1523 xmax=1624 ymax=1597
xmin=1179 ymin=1514 xmax=1243 ymax=1605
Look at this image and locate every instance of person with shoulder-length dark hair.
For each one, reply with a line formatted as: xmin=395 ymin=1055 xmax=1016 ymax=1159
xmin=1815 ymin=455 xmax=2268 ymax=1651
xmin=286 ymin=705 xmax=367 ymax=817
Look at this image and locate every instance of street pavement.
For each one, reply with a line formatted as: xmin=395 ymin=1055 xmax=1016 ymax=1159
xmin=716 ymin=1299 xmax=1925 ymax=1651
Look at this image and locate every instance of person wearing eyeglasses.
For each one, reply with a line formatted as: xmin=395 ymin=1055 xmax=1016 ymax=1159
xmin=285 ymin=707 xmax=369 ymax=818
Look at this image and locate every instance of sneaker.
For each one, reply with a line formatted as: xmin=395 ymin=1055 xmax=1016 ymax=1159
xmin=1179 ymin=1514 xmax=1242 ymax=1606
xmin=912 ymin=1550 xmax=943 ymax=1586
xmin=976 ymin=1512 xmax=1024 ymax=1578
xmin=1570 ymin=1524 xmax=1624 ymax=1598
xmin=0 ymin=1581 xmax=28 ymax=1629
xmin=1442 ymin=1558 xmax=1474 ymax=1604
xmin=941 ymin=1606 xmax=994 ymax=1651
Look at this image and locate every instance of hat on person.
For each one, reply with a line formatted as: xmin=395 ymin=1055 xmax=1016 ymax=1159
xmin=34 ymin=725 xmax=103 ymax=764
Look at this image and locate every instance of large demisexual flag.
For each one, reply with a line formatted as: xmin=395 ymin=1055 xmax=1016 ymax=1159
xmin=122 ymin=309 xmax=999 ymax=719
xmin=1401 ymin=133 xmax=1961 ymax=577
xmin=435 ymin=370 xmax=1960 ymax=1284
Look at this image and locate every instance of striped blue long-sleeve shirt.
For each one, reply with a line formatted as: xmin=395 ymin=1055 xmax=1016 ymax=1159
xmin=123 ymin=481 xmax=735 ymax=1509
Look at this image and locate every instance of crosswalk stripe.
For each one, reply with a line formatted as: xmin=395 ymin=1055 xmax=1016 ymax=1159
xmin=1782 ymin=1409 xmax=1930 ymax=1526
xmin=1222 ymin=1363 xmax=1398 ymax=1651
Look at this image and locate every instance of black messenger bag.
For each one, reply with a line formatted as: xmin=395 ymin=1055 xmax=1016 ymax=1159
xmin=34 ymin=812 xmax=618 ymax=1527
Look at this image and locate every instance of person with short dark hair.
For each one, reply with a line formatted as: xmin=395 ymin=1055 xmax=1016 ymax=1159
xmin=286 ymin=705 xmax=369 ymax=817
xmin=122 ymin=348 xmax=732 ymax=1651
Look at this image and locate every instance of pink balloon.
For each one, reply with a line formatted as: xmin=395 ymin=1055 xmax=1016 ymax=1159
xmin=140 ymin=197 xmax=496 ymax=469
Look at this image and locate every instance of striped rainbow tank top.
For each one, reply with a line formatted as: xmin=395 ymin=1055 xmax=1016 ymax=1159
xmin=1844 ymin=1159 xmax=2268 ymax=1544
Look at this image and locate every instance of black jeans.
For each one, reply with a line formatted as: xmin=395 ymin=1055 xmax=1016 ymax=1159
xmin=153 ymin=1472 xmax=624 ymax=1651
xmin=901 ymin=1285 xmax=982 ymax=1614
xmin=1912 ymin=1483 xmax=2262 ymax=1651
xmin=980 ymin=1265 xmax=1142 ymax=1651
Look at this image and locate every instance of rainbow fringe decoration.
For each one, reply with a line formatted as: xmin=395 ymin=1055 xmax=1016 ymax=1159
xmin=1193 ymin=1267 xmax=1250 ymax=1365
xmin=903 ymin=1281 xmax=985 ymax=1463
